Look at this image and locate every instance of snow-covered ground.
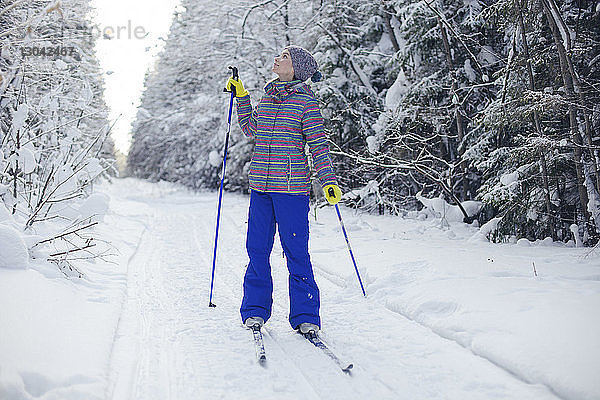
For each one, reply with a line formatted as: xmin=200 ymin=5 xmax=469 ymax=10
xmin=1 ymin=178 xmax=599 ymax=400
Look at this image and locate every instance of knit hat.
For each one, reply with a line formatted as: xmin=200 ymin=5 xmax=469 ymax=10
xmin=285 ymin=45 xmax=322 ymax=83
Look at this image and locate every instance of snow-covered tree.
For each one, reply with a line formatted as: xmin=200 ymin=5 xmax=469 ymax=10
xmin=0 ymin=0 xmax=114 ymax=274
xmin=319 ymin=0 xmax=498 ymax=216
xmin=465 ymin=0 xmax=600 ymax=243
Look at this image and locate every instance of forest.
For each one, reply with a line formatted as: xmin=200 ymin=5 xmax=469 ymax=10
xmin=2 ymin=0 xmax=600 ymax=257
xmin=128 ymin=0 xmax=600 ymax=245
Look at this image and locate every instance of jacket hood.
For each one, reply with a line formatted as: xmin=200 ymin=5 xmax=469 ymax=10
xmin=264 ymin=79 xmax=314 ymax=100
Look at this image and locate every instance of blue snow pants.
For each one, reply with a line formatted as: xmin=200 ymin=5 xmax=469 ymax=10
xmin=240 ymin=190 xmax=321 ymax=329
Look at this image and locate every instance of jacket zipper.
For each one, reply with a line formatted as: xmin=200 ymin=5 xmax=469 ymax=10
xmin=287 ymin=154 xmax=291 ymax=191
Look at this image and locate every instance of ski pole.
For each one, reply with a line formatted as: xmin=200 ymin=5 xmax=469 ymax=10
xmin=209 ymin=66 xmax=238 ymax=307
xmin=329 ymin=188 xmax=367 ymax=297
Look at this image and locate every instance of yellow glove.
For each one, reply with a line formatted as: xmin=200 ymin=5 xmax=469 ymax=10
xmin=323 ymin=184 xmax=342 ymax=205
xmin=225 ymin=77 xmax=249 ymax=98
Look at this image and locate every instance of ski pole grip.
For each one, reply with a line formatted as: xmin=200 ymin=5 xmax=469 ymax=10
xmin=229 ymin=66 xmax=238 ymax=80
xmin=328 ymin=187 xmax=335 ymax=198
xmin=223 ymin=66 xmax=239 ymax=95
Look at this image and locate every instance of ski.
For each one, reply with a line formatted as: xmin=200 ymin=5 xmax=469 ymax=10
xmin=250 ymin=324 xmax=267 ymax=365
xmin=302 ymin=331 xmax=353 ymax=373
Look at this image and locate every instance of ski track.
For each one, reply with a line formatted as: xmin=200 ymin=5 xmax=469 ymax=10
xmin=106 ymin=186 xmax=562 ymax=400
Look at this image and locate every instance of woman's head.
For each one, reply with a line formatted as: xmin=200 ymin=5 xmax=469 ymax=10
xmin=272 ymin=49 xmax=294 ymax=81
xmin=273 ymin=46 xmax=322 ymax=83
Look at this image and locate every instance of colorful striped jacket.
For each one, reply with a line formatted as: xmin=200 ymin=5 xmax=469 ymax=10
xmin=236 ymin=79 xmax=337 ymax=194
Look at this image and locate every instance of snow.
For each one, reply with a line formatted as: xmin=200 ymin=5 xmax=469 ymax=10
xmin=500 ymin=170 xmax=521 ymax=187
xmin=49 ymin=96 xmax=59 ymax=112
xmin=78 ymin=192 xmax=110 ymax=221
xmin=344 ymin=180 xmax=381 ymax=207
xmin=1 ymin=178 xmax=599 ymax=400
xmin=516 ymin=237 xmax=532 ymax=246
xmin=374 ymin=28 xmax=394 ymax=54
xmin=0 ymin=200 xmax=12 ymax=222
xmin=570 ymin=224 xmax=582 ymax=247
xmin=477 ymin=45 xmax=499 ymax=67
xmin=18 ymin=146 xmax=37 ymax=174
xmin=365 ymin=135 xmax=379 ymax=154
xmin=547 ymin=3 xmax=575 ymax=51
xmin=385 ymin=67 xmax=409 ymax=111
xmin=44 ymin=1 xmax=61 ymax=13
xmin=11 ymin=103 xmax=28 ymax=133
xmin=208 ymin=150 xmax=222 ymax=168
xmin=54 ymin=59 xmax=68 ymax=70
xmin=416 ymin=192 xmax=482 ymax=222
xmin=463 ymin=0 xmax=484 ymax=26
xmin=584 ymin=163 xmax=600 ymax=232
xmin=54 ymin=165 xmax=78 ymax=197
xmin=527 ymin=207 xmax=539 ymax=221
xmin=0 ymin=181 xmax=148 ymax=399
xmin=83 ymin=157 xmax=105 ymax=178
xmin=464 ymin=59 xmax=477 ymax=82
xmin=469 ymin=216 xmax=501 ymax=243
xmin=79 ymin=83 xmax=94 ymax=106
xmin=0 ymin=224 xmax=29 ymax=269
xmin=369 ymin=112 xmax=388 ymax=154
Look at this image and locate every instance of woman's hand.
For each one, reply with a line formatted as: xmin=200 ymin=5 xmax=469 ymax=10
xmin=323 ymin=184 xmax=342 ymax=205
xmin=226 ymin=77 xmax=249 ymax=98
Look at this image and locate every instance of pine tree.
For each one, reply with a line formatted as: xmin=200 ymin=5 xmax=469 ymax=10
xmin=466 ymin=0 xmax=600 ymax=243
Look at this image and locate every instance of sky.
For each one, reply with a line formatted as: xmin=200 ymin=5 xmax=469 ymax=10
xmin=90 ymin=0 xmax=181 ymax=155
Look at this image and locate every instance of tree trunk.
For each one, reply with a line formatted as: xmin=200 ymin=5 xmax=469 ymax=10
xmin=438 ymin=17 xmax=468 ymax=200
xmin=381 ymin=4 xmax=400 ymax=53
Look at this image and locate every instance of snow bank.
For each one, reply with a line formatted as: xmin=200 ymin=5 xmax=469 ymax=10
xmin=0 ymin=182 xmax=147 ymax=400
xmin=349 ymin=209 xmax=600 ymax=400
xmin=0 ymin=200 xmax=12 ymax=222
xmin=78 ymin=192 xmax=110 ymax=221
xmin=0 ymin=224 xmax=29 ymax=269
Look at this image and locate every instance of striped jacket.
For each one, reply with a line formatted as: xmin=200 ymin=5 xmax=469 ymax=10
xmin=236 ymin=79 xmax=337 ymax=194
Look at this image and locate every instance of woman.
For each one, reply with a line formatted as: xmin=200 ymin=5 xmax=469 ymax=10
xmin=226 ymin=46 xmax=342 ymax=334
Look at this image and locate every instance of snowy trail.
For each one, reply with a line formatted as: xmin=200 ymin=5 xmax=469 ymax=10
xmin=100 ymin=179 xmax=572 ymax=400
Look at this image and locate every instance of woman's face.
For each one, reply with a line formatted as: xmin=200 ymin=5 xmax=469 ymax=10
xmin=273 ymin=49 xmax=294 ymax=81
